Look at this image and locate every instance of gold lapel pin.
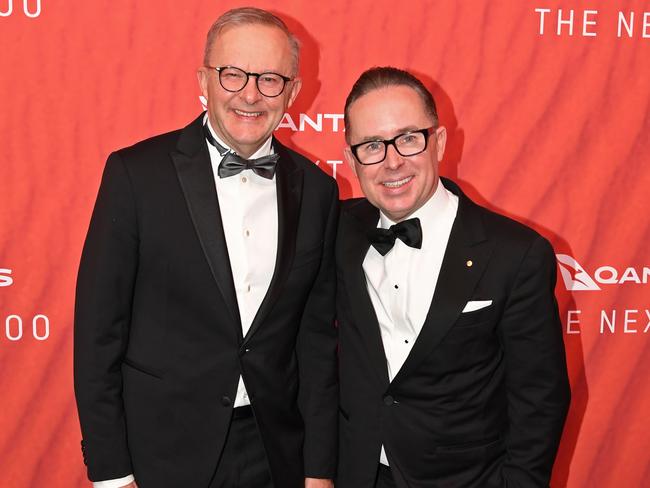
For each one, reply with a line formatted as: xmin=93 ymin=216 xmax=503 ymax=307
xmin=466 ymin=260 xmax=473 ymax=267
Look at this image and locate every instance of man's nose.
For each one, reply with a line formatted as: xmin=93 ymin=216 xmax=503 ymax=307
xmin=383 ymin=144 xmax=405 ymax=170
xmin=239 ymin=76 xmax=262 ymax=103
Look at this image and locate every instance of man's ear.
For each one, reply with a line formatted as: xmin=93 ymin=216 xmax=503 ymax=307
xmin=435 ymin=126 xmax=447 ymax=162
xmin=286 ymin=77 xmax=302 ymax=108
xmin=343 ymin=146 xmax=358 ymax=177
xmin=197 ymin=67 xmax=209 ymax=99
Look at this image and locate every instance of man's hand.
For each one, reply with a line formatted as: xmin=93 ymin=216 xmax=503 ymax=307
xmin=305 ymin=478 xmax=334 ymax=488
xmin=119 ymin=483 xmax=137 ymax=488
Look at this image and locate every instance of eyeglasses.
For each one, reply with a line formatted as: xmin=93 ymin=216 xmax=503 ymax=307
xmin=206 ymin=65 xmax=293 ymax=98
xmin=350 ymin=127 xmax=435 ymax=165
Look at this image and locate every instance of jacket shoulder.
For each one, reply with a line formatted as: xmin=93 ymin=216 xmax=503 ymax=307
xmin=468 ymin=200 xmax=555 ymax=264
xmin=444 ymin=177 xmax=544 ymax=244
xmin=340 ymin=197 xmax=370 ymax=217
xmin=481 ymin=205 xmax=541 ymax=239
xmin=277 ymin=141 xmax=337 ymax=190
xmin=441 ymin=178 xmax=554 ymax=259
xmin=341 ymin=197 xmax=366 ymax=209
xmin=112 ymin=127 xmax=183 ymax=162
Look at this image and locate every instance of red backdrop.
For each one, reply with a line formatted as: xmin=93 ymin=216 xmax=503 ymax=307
xmin=1 ymin=1 xmax=648 ymax=486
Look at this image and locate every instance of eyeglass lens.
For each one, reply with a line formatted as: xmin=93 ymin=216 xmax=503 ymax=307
xmin=218 ymin=67 xmax=286 ymax=97
xmin=356 ymin=132 xmax=427 ymax=165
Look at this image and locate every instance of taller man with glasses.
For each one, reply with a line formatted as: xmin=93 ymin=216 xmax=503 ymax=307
xmin=336 ymin=67 xmax=570 ymax=488
xmin=74 ymin=8 xmax=338 ymax=488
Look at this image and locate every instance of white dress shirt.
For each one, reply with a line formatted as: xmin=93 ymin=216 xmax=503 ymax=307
xmin=362 ymin=180 xmax=458 ymax=466
xmin=205 ymin=119 xmax=278 ymax=408
xmin=94 ymin=119 xmax=278 ymax=487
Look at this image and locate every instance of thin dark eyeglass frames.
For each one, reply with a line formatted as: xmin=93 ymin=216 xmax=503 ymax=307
xmin=206 ymin=65 xmax=293 ymax=97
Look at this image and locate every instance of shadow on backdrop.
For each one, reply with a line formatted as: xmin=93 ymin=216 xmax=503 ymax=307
xmin=270 ymin=11 xmax=353 ymax=197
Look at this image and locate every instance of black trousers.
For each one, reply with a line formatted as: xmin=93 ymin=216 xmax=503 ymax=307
xmin=375 ymin=463 xmax=397 ymax=488
xmin=209 ymin=407 xmax=273 ymax=488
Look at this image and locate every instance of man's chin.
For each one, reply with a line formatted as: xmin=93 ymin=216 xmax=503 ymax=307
xmin=226 ymin=133 xmax=272 ymax=155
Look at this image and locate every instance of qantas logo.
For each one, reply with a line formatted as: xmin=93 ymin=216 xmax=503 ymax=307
xmin=556 ymin=254 xmax=649 ymax=291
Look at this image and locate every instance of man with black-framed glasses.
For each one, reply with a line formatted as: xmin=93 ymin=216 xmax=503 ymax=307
xmin=336 ymin=67 xmax=570 ymax=488
xmin=74 ymin=7 xmax=338 ymax=488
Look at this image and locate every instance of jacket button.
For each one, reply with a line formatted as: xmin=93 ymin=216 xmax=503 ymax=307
xmin=383 ymin=395 xmax=394 ymax=405
xmin=221 ymin=396 xmax=232 ymax=407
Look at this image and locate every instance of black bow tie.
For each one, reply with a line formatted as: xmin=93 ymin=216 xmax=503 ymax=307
xmin=203 ymin=122 xmax=279 ymax=179
xmin=367 ymin=218 xmax=423 ymax=256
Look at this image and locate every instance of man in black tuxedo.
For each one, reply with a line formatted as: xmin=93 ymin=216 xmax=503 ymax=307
xmin=74 ymin=8 xmax=337 ymax=488
xmin=336 ymin=67 xmax=570 ymax=488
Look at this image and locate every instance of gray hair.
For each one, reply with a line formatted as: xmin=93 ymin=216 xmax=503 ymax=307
xmin=203 ymin=7 xmax=300 ymax=76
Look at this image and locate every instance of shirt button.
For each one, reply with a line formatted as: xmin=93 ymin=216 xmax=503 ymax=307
xmin=246 ymin=284 xmax=251 ymax=292
xmin=245 ymin=229 xmax=250 ymax=237
xmin=241 ymin=176 xmax=247 ymax=183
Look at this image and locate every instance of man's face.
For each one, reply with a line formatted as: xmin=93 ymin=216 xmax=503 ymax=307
xmin=344 ymin=85 xmax=446 ymax=222
xmin=198 ymin=24 xmax=301 ymax=158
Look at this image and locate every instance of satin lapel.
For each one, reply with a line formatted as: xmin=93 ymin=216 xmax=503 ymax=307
xmin=391 ymin=180 xmax=494 ymax=385
xmin=243 ymin=139 xmax=303 ymax=343
xmin=342 ymin=200 xmax=390 ymax=387
xmin=170 ymin=114 xmax=242 ymax=335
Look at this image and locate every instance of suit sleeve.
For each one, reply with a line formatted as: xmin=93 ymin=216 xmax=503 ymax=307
xmin=297 ymin=181 xmax=340 ymax=479
xmin=74 ymin=152 xmax=138 ymax=481
xmin=498 ymin=235 xmax=571 ymax=487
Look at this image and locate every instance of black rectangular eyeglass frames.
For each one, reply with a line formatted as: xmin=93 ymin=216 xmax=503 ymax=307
xmin=351 ymin=127 xmax=434 ymax=165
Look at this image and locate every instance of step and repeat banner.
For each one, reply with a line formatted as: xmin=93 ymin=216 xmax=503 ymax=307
xmin=1 ymin=0 xmax=648 ymax=486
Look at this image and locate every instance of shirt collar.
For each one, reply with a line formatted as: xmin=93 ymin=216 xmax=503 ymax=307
xmin=379 ymin=178 xmax=457 ymax=250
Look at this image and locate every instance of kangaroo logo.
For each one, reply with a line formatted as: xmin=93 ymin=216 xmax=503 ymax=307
xmin=556 ymin=254 xmax=600 ymax=291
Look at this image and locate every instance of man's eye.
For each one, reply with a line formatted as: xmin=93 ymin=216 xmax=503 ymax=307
xmin=260 ymin=75 xmax=280 ymax=84
xmin=363 ymin=142 xmax=383 ymax=153
xmin=400 ymin=135 xmax=417 ymax=144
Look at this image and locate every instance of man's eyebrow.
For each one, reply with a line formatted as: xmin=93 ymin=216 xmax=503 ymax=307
xmin=355 ymin=135 xmax=384 ymax=144
xmin=354 ymin=126 xmax=422 ymax=144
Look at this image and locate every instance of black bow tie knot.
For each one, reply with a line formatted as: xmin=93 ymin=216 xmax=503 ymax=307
xmin=368 ymin=218 xmax=423 ymax=256
xmin=204 ymin=122 xmax=278 ymax=179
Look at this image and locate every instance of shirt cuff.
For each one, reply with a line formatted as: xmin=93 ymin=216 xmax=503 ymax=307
xmin=93 ymin=474 xmax=135 ymax=488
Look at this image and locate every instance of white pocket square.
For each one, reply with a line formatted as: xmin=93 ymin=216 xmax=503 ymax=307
xmin=462 ymin=300 xmax=493 ymax=313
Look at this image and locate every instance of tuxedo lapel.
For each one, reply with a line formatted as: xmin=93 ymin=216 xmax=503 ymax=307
xmin=243 ymin=139 xmax=303 ymax=343
xmin=342 ymin=200 xmax=390 ymax=386
xmin=170 ymin=114 xmax=242 ymax=335
xmin=391 ymin=179 xmax=494 ymax=384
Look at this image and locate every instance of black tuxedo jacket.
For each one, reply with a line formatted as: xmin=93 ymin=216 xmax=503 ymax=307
xmin=74 ymin=114 xmax=339 ymax=487
xmin=336 ymin=178 xmax=570 ymax=488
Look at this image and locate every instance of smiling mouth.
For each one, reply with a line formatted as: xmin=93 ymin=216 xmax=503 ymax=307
xmin=382 ymin=176 xmax=413 ymax=188
xmin=234 ymin=109 xmax=263 ymax=118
